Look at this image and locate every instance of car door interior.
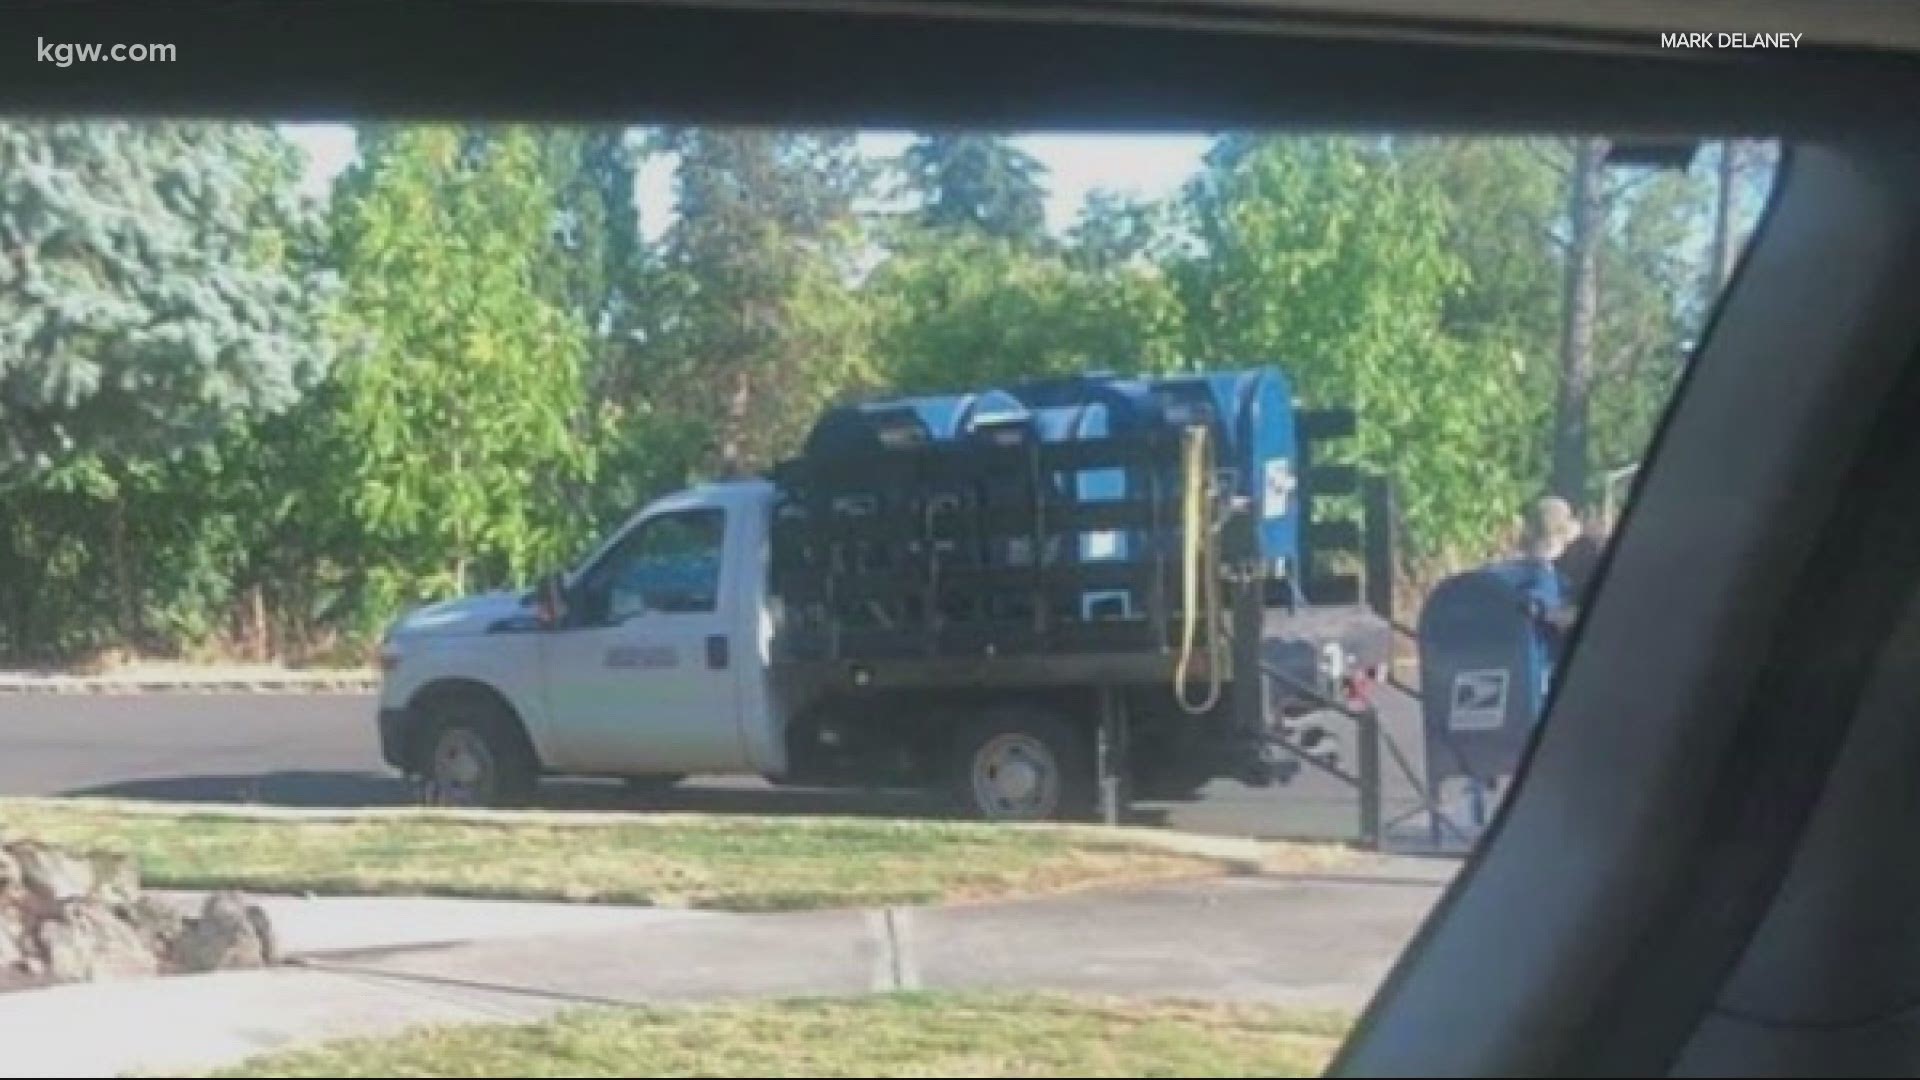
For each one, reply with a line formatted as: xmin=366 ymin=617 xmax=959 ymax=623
xmin=1332 ymin=141 xmax=1920 ymax=1076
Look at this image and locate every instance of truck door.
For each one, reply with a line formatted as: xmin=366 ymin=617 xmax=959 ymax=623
xmin=541 ymin=505 xmax=746 ymax=774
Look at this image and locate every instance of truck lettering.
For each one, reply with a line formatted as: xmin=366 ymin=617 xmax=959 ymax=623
xmin=605 ymin=644 xmax=677 ymax=670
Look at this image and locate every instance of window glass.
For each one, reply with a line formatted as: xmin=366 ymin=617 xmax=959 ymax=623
xmin=591 ymin=509 xmax=725 ymax=620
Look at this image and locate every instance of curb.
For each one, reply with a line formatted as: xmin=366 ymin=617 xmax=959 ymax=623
xmin=1049 ymin=824 xmax=1270 ymax=873
xmin=0 ymin=674 xmax=380 ymax=695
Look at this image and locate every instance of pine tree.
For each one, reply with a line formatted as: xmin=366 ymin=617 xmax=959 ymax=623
xmin=903 ymin=134 xmax=1048 ymax=244
xmin=0 ymin=121 xmax=335 ymax=481
xmin=643 ymin=129 xmax=873 ymax=478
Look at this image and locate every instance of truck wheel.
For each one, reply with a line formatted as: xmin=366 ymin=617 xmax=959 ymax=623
xmin=951 ymin=707 xmax=1093 ymax=822
xmin=418 ymin=694 xmax=536 ymax=808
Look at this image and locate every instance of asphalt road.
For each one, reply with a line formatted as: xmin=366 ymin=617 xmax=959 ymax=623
xmin=0 ymin=689 xmax=1442 ymax=843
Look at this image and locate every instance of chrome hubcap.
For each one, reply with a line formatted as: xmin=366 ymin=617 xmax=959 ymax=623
xmin=428 ymin=728 xmax=494 ymax=806
xmin=971 ymin=733 xmax=1060 ymax=820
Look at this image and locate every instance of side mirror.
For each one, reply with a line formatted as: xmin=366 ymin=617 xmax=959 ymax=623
xmin=533 ymin=572 xmax=567 ymax=629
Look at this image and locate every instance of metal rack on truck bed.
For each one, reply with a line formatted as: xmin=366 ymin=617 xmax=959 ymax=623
xmin=767 ymin=368 xmax=1396 ymax=822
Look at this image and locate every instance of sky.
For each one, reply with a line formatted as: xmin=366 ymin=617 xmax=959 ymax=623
xmin=282 ymin=124 xmax=1210 ymax=239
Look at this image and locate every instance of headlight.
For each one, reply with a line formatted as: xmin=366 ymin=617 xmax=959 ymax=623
xmin=378 ymin=642 xmax=403 ymax=673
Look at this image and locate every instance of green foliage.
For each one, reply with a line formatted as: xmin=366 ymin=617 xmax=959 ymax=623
xmin=0 ymin=122 xmax=336 ymax=481
xmin=0 ymin=122 xmax=337 ymax=660
xmin=1068 ymin=190 xmax=1174 ymax=271
xmin=870 ymin=228 xmax=1185 ymax=393
xmin=903 ymin=134 xmax=1049 ymax=245
xmin=1588 ymin=166 xmax=1710 ymax=478
xmin=1177 ymin=136 xmax=1543 ymax=564
xmin=0 ymin=123 xmax=1770 ymax=662
xmin=1394 ymin=138 xmax=1564 ymax=552
xmin=534 ymin=127 xmax=642 ymax=345
xmin=1398 ymin=139 xmax=1564 ymax=378
xmin=635 ymin=129 xmax=875 ymax=479
xmin=330 ymin=126 xmax=595 ymax=606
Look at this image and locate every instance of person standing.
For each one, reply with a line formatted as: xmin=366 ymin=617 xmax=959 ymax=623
xmin=1555 ymin=507 xmax=1609 ymax=611
xmin=1517 ymin=497 xmax=1579 ymax=618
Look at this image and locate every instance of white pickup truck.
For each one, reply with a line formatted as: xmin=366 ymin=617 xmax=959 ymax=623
xmin=376 ymin=371 xmax=1388 ymax=822
xmin=377 ymin=481 xmax=799 ymax=808
xmin=381 ymin=478 xmax=1158 ymax=820
xmin=376 ymin=477 xmax=1364 ymax=821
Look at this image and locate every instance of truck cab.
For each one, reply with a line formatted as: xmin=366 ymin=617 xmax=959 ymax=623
xmin=376 ymin=481 xmax=785 ymax=806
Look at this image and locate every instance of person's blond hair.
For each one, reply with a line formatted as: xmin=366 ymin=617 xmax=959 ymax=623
xmin=1521 ymin=496 xmax=1581 ymax=560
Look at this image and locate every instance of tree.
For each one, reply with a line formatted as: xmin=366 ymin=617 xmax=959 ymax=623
xmin=1177 ymin=135 xmax=1542 ymax=566
xmin=639 ymin=129 xmax=874 ymax=479
xmin=1539 ymin=138 xmax=1738 ymax=511
xmin=527 ymin=126 xmax=656 ymax=528
xmin=1587 ymin=156 xmax=1726 ymax=488
xmin=1067 ymin=190 xmax=1170 ymax=271
xmin=870 ymin=228 xmax=1185 ymax=393
xmin=1702 ymin=140 xmax=1779 ymax=304
xmin=535 ymin=127 xmax=643 ymax=380
xmin=1398 ymin=139 xmax=1564 ymax=369
xmin=331 ymin=125 xmax=594 ymax=604
xmin=0 ymin=123 xmax=335 ymax=480
xmin=1547 ymin=138 xmax=1607 ymax=506
xmin=1395 ymin=139 xmax=1564 ymax=526
xmin=903 ymin=134 xmax=1048 ymax=244
xmin=0 ymin=121 xmax=336 ymax=654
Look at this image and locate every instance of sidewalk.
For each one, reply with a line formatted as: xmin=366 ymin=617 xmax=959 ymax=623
xmin=0 ymin=873 xmax=1444 ymax=1077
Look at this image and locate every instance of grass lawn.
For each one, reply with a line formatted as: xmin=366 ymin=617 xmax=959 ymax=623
xmin=0 ymin=800 xmax=1353 ymax=911
xmin=203 ymin=993 xmax=1351 ymax=1078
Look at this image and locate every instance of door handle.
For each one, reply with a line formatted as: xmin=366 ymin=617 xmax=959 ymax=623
xmin=706 ymin=634 xmax=730 ymax=670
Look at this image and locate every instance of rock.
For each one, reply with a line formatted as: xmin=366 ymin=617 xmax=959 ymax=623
xmin=11 ymin=843 xmax=95 ymax=910
xmin=0 ymin=905 xmax=26 ymax=970
xmin=123 ymin=896 xmax=187 ymax=960
xmin=0 ymin=840 xmax=271 ymax=985
xmin=247 ymin=903 xmax=279 ymax=966
xmin=172 ymin=891 xmax=275 ymax=973
xmin=36 ymin=899 xmax=159 ymax=983
xmin=89 ymin=852 xmax=140 ymax=908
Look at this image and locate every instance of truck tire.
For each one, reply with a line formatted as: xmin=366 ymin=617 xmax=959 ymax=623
xmin=950 ymin=705 xmax=1094 ymax=822
xmin=417 ymin=692 xmax=537 ymax=808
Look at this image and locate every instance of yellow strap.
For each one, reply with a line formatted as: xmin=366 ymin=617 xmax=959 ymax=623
xmin=1175 ymin=425 xmax=1224 ymax=715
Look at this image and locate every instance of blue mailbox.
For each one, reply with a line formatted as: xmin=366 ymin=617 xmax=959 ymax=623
xmin=1416 ymin=561 xmax=1559 ymax=836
